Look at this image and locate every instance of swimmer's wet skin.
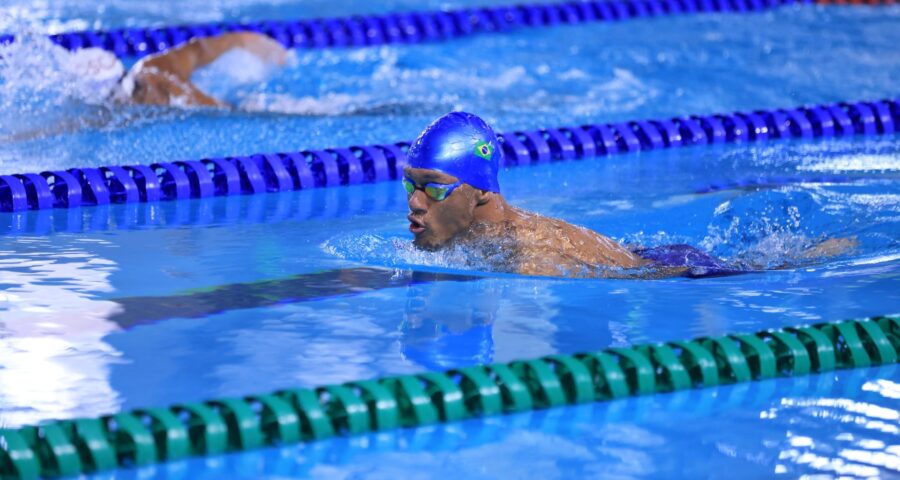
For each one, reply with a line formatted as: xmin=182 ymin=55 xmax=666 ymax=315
xmin=1 ymin=32 xmax=289 ymax=143
xmin=127 ymin=32 xmax=288 ymax=107
xmin=403 ymin=112 xmax=856 ymax=279
xmin=68 ymin=31 xmax=287 ymax=108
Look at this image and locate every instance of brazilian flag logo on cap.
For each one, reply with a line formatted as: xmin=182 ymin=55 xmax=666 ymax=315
xmin=474 ymin=141 xmax=492 ymax=161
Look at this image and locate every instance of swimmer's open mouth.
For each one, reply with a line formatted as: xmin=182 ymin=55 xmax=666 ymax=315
xmin=408 ymin=215 xmax=426 ymax=234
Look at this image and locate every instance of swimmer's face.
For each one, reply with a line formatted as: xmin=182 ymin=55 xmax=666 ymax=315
xmin=405 ymin=167 xmax=481 ymax=250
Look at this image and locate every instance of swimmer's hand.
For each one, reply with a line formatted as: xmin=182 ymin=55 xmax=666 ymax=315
xmin=800 ymin=236 xmax=859 ymax=260
xmin=231 ymin=32 xmax=289 ymax=65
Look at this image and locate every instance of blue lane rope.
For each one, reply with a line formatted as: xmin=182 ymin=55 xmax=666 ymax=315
xmin=0 ymin=181 xmax=407 ymax=235
xmin=0 ymin=0 xmax=814 ymax=58
xmin=0 ymin=98 xmax=897 ymax=213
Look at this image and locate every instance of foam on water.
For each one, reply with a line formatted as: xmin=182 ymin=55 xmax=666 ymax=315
xmin=0 ymin=34 xmax=98 ymax=132
xmin=322 ymin=234 xmax=494 ymax=273
xmin=800 ymin=154 xmax=900 ymax=173
xmin=0 ymin=33 xmax=191 ymax=147
xmin=321 ymin=230 xmax=837 ymax=279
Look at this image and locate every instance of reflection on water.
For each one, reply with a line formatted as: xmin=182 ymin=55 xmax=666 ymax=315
xmin=764 ymin=377 xmax=900 ymax=477
xmin=400 ymin=277 xmax=561 ymax=368
xmin=0 ymin=179 xmax=407 ymax=236
xmin=0 ymin=236 xmax=122 ymax=427
xmin=401 ymin=279 xmax=497 ymax=370
xmin=97 ymin=274 xmax=565 ymax=408
xmin=107 ymin=268 xmax=481 ymax=328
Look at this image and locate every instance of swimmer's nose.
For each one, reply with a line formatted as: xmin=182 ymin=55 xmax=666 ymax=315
xmin=408 ymin=190 xmax=428 ymax=215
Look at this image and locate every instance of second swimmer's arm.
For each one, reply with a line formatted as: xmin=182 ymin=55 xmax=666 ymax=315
xmin=139 ymin=32 xmax=284 ymax=82
xmin=128 ymin=32 xmax=287 ymax=107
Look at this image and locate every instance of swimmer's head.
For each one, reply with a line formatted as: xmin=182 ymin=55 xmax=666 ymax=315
xmin=404 ymin=112 xmax=503 ymax=249
xmin=406 ymin=111 xmax=502 ymax=193
xmin=61 ymin=48 xmax=126 ymax=104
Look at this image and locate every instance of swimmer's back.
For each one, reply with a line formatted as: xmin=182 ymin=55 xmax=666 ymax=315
xmin=470 ymin=208 xmax=648 ymax=277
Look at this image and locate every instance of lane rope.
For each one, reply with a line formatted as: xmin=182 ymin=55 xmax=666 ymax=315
xmin=0 ymin=0 xmax=817 ymax=59
xmin=1 ymin=314 xmax=897 ymax=479
xmin=0 ymin=98 xmax=897 ymax=214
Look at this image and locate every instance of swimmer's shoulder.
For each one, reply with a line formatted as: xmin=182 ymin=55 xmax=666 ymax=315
xmin=509 ymin=208 xmax=648 ymax=269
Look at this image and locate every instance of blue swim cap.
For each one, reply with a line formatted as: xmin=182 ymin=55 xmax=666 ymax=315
xmin=407 ymin=112 xmax=502 ymax=193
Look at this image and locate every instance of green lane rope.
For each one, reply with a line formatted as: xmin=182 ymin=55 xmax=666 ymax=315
xmin=1 ymin=314 xmax=898 ymax=479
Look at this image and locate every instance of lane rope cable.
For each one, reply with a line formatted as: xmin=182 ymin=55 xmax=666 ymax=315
xmin=0 ymin=314 xmax=897 ymax=479
xmin=0 ymin=0 xmax=828 ymax=59
xmin=0 ymin=97 xmax=897 ymax=214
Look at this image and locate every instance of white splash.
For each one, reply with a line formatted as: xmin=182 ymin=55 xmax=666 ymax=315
xmin=800 ymin=154 xmax=900 ymax=172
xmin=238 ymin=92 xmax=372 ymax=115
xmin=193 ymin=47 xmax=297 ymax=85
xmin=321 ymin=234 xmax=477 ymax=271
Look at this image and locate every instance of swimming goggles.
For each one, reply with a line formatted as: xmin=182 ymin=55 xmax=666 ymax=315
xmin=402 ymin=176 xmax=462 ymax=201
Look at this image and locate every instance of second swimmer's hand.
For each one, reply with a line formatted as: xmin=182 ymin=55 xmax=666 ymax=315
xmin=231 ymin=32 xmax=289 ymax=65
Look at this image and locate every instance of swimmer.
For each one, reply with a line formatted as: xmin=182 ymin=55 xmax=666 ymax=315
xmin=0 ymin=32 xmax=288 ymax=142
xmin=3 ymin=33 xmax=443 ymax=142
xmin=65 ymin=31 xmax=289 ymax=107
xmin=403 ymin=112 xmax=856 ymax=278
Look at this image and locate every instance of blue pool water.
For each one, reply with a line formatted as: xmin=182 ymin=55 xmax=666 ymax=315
xmin=1 ymin=1 xmax=900 ymax=478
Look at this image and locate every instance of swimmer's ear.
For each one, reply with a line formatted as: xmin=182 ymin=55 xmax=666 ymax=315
xmin=473 ymin=189 xmax=492 ymax=206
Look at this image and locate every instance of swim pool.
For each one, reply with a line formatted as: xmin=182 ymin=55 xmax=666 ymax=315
xmin=1 ymin=0 xmax=900 ymax=478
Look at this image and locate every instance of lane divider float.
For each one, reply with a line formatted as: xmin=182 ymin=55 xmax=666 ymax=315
xmin=1 ymin=0 xmax=817 ymax=59
xmin=1 ymin=314 xmax=897 ymax=479
xmin=1 ymin=98 xmax=897 ymax=214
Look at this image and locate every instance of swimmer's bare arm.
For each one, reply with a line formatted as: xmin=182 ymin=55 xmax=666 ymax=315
xmin=759 ymin=236 xmax=859 ymax=271
xmin=535 ymin=214 xmax=647 ymax=267
xmin=129 ymin=32 xmax=288 ymax=107
xmin=515 ymin=250 xmax=615 ymax=278
xmin=140 ymin=32 xmax=287 ymax=82
xmin=515 ymin=248 xmax=684 ymax=279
